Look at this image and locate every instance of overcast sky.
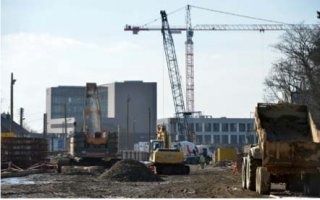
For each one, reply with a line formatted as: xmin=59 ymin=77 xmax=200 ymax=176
xmin=1 ymin=0 xmax=319 ymax=132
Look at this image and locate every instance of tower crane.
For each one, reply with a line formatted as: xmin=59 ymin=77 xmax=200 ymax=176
xmin=124 ymin=5 xmax=319 ymax=142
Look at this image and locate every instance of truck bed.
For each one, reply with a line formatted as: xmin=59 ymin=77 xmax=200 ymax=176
xmin=255 ymin=103 xmax=320 ymax=171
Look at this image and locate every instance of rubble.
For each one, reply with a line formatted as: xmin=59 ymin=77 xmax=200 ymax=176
xmin=99 ymin=159 xmax=162 ymax=182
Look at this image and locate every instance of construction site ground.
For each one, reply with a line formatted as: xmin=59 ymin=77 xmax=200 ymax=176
xmin=1 ymin=165 xmax=304 ymax=198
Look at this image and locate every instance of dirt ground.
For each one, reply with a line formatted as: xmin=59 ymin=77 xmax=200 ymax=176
xmin=1 ymin=165 xmax=302 ymax=198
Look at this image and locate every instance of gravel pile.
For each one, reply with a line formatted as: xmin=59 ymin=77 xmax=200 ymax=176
xmin=99 ymin=159 xmax=162 ymax=182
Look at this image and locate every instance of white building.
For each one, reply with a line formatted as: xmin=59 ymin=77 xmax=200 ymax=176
xmin=158 ymin=116 xmax=257 ymax=151
xmin=47 ymin=117 xmax=76 ymax=135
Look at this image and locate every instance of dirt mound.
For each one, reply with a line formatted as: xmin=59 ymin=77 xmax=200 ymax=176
xmin=99 ymin=159 xmax=162 ymax=182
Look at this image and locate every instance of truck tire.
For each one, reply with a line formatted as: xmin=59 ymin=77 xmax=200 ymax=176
xmin=246 ymin=156 xmax=261 ymax=191
xmin=255 ymin=167 xmax=270 ymax=195
xmin=303 ymin=173 xmax=320 ymax=196
xmin=241 ymin=157 xmax=247 ymax=189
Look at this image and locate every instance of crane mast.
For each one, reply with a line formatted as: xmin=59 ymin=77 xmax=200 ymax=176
xmin=185 ymin=5 xmax=194 ymax=113
xmin=160 ymin=10 xmax=189 ymax=141
xmin=124 ymin=5 xmax=319 ymax=142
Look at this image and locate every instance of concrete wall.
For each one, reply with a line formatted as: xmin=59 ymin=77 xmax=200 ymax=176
xmin=106 ymin=81 xmax=157 ymax=150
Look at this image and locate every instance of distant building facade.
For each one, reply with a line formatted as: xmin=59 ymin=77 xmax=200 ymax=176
xmin=46 ymin=86 xmax=108 ymax=134
xmin=104 ymin=81 xmax=157 ymax=150
xmin=46 ymin=81 xmax=157 ymax=151
xmin=158 ymin=116 xmax=257 ymax=151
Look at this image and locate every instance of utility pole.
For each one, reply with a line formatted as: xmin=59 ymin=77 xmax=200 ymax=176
xmin=148 ymin=107 xmax=151 ymax=153
xmin=132 ymin=119 xmax=136 ymax=148
xmin=43 ymin=113 xmax=47 ymax=138
xmin=64 ymin=100 xmax=67 ymax=135
xmin=19 ymin=107 xmax=24 ymax=126
xmin=126 ymin=96 xmax=130 ymax=150
xmin=10 ymin=73 xmax=16 ymax=121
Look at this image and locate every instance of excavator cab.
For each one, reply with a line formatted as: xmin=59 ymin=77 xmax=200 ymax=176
xmin=150 ymin=140 xmax=163 ymax=151
xmin=148 ymin=125 xmax=190 ymax=175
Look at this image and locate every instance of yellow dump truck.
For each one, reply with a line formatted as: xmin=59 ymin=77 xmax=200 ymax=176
xmin=242 ymin=103 xmax=320 ymax=195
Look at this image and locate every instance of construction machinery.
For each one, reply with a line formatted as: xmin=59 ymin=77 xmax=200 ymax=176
xmin=149 ymin=125 xmax=190 ymax=175
xmin=125 ymin=5 xmax=319 ymax=115
xmin=160 ymin=10 xmax=192 ymax=142
xmin=242 ymin=103 xmax=320 ymax=195
xmin=125 ymin=5 xmax=319 ymax=142
xmin=58 ymin=83 xmax=119 ymax=171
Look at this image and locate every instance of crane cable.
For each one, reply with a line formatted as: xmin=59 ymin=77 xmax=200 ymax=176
xmin=140 ymin=4 xmax=288 ymax=27
xmin=141 ymin=6 xmax=186 ymax=27
xmin=190 ymin=5 xmax=288 ymax=24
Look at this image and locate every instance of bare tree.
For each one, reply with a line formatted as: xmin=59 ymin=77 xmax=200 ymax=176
xmin=264 ymin=25 xmax=320 ymax=113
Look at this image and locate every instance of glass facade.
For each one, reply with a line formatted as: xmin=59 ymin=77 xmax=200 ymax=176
xmin=195 ymin=123 xmax=203 ymax=132
xmin=222 ymin=123 xmax=229 ymax=132
xmin=213 ymin=135 xmax=220 ymax=144
xmin=204 ymin=123 xmax=211 ymax=132
xmin=230 ymin=123 xmax=237 ymax=132
xmin=196 ymin=135 xmax=203 ymax=144
xmin=222 ymin=135 xmax=228 ymax=144
xmin=231 ymin=135 xmax=237 ymax=144
xmin=213 ymin=123 xmax=220 ymax=132
xmin=50 ymin=86 xmax=108 ymax=131
xmin=188 ymin=123 xmax=194 ymax=132
xmin=204 ymin=135 xmax=211 ymax=144
xmin=247 ymin=123 xmax=253 ymax=132
xmin=239 ymin=135 xmax=245 ymax=144
xmin=239 ymin=123 xmax=246 ymax=132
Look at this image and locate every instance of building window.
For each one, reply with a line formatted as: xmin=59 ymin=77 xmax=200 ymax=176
xmin=195 ymin=123 xmax=203 ymax=132
xmin=213 ymin=135 xmax=220 ymax=144
xmin=196 ymin=135 xmax=203 ymax=144
xmin=247 ymin=123 xmax=253 ymax=132
xmin=230 ymin=123 xmax=237 ymax=132
xmin=222 ymin=135 xmax=228 ymax=144
xmin=222 ymin=123 xmax=229 ymax=132
xmin=172 ymin=122 xmax=177 ymax=133
xmin=204 ymin=135 xmax=211 ymax=144
xmin=239 ymin=123 xmax=246 ymax=132
xmin=188 ymin=123 xmax=194 ymax=132
xmin=231 ymin=135 xmax=237 ymax=144
xmin=213 ymin=123 xmax=220 ymax=132
xmin=204 ymin=123 xmax=211 ymax=132
xmin=239 ymin=135 xmax=245 ymax=144
xmin=247 ymin=134 xmax=254 ymax=144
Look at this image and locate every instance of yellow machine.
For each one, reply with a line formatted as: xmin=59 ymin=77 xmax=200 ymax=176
xmin=149 ymin=125 xmax=190 ymax=175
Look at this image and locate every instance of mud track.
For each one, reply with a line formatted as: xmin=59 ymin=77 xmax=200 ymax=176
xmin=1 ymin=165 xmax=270 ymax=198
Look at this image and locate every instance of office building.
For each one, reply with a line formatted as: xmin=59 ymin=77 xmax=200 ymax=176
xmin=46 ymin=81 xmax=157 ymax=150
xmin=158 ymin=116 xmax=257 ymax=151
xmin=104 ymin=81 xmax=157 ymax=150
